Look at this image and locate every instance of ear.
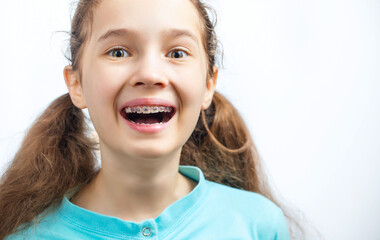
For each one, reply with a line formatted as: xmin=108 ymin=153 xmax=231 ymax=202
xmin=64 ymin=65 xmax=87 ymax=109
xmin=202 ymin=66 xmax=218 ymax=110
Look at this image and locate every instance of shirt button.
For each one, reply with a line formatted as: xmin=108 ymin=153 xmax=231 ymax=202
xmin=142 ymin=227 xmax=152 ymax=237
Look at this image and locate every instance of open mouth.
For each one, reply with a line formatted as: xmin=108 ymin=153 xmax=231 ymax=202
xmin=121 ymin=105 xmax=175 ymax=125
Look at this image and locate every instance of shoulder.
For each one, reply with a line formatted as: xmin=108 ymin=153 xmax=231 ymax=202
xmin=5 ymin=206 xmax=82 ymax=240
xmin=205 ymin=180 xmax=279 ymax=213
xmin=202 ymin=180 xmax=289 ymax=239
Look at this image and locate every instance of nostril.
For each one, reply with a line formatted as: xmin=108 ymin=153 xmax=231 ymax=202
xmin=131 ymin=75 xmax=168 ymax=87
xmin=133 ymin=81 xmax=166 ymax=87
xmin=154 ymin=82 xmax=165 ymax=87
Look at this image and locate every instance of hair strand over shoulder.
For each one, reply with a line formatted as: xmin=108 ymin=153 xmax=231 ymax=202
xmin=0 ymin=94 xmax=97 ymax=239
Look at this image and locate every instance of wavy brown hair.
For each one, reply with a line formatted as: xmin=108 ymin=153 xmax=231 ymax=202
xmin=0 ymin=0 xmax=305 ymax=239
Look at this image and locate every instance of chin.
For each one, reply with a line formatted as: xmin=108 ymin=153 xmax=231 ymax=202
xmin=124 ymin=144 xmax=182 ymax=161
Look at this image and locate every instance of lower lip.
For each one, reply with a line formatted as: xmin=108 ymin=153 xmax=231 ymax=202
xmin=121 ymin=115 xmax=172 ymax=133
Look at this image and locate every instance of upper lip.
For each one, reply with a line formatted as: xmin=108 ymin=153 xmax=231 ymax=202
xmin=119 ymin=98 xmax=176 ymax=112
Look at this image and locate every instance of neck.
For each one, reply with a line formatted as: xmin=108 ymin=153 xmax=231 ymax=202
xmin=72 ymin=147 xmax=196 ymax=222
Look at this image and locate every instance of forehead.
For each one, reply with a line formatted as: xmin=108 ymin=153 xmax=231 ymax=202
xmin=90 ymin=0 xmax=202 ymax=43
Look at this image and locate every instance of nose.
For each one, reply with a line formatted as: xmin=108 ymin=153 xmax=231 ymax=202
xmin=129 ymin=52 xmax=168 ymax=88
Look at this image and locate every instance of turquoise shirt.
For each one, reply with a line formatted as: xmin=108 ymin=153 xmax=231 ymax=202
xmin=7 ymin=166 xmax=289 ymax=240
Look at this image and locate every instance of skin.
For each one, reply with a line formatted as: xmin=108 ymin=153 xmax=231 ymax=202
xmin=64 ymin=0 xmax=217 ymax=221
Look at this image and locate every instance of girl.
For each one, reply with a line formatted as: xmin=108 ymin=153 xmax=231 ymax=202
xmin=1 ymin=0 xmax=295 ymax=239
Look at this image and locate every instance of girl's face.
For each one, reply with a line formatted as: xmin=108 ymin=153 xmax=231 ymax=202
xmin=67 ymin=0 xmax=217 ymax=160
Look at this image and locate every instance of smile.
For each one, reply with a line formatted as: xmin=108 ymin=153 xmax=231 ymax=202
xmin=122 ymin=105 xmax=175 ymax=125
xmin=119 ymin=98 xmax=177 ymax=133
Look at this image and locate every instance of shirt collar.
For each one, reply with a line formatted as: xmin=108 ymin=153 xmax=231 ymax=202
xmin=58 ymin=165 xmax=208 ymax=239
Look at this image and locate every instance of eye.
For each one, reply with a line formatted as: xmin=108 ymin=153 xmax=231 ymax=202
xmin=108 ymin=48 xmax=130 ymax=58
xmin=168 ymin=49 xmax=188 ymax=59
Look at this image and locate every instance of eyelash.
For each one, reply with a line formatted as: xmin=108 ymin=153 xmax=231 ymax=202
xmin=108 ymin=47 xmax=130 ymax=58
xmin=167 ymin=49 xmax=189 ymax=59
xmin=106 ymin=47 xmax=189 ymax=59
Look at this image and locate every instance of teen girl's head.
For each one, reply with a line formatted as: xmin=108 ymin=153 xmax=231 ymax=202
xmin=64 ymin=0 xmax=217 ymax=163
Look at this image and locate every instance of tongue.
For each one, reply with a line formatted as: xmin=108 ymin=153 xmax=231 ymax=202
xmin=134 ymin=116 xmax=161 ymax=124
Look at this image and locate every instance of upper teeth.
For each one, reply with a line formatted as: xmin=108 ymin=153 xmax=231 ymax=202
xmin=125 ymin=106 xmax=173 ymax=114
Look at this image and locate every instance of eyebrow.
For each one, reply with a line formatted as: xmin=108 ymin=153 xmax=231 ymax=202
xmin=97 ymin=28 xmax=199 ymax=45
xmin=97 ymin=28 xmax=135 ymax=42
xmin=163 ymin=29 xmax=199 ymax=45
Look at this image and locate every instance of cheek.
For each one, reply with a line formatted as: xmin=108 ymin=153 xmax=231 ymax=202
xmin=82 ymin=61 xmax=127 ymax=107
xmin=175 ymin=61 xmax=208 ymax=100
xmin=173 ymin=65 xmax=207 ymax=136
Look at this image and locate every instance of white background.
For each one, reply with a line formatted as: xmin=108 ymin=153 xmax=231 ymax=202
xmin=0 ymin=0 xmax=379 ymax=239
